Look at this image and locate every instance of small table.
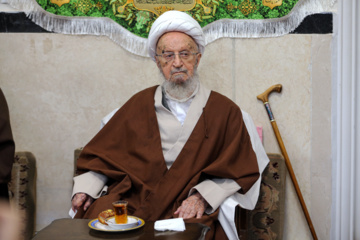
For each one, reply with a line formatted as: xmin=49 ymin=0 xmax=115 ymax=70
xmin=32 ymin=218 xmax=210 ymax=240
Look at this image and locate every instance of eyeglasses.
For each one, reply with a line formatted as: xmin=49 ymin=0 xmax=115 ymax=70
xmin=155 ymin=51 xmax=199 ymax=62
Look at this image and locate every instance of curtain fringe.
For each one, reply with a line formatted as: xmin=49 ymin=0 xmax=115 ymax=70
xmin=8 ymin=0 xmax=331 ymax=57
xmin=203 ymin=0 xmax=326 ymax=44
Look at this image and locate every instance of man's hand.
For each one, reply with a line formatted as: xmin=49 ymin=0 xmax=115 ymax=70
xmin=174 ymin=192 xmax=208 ymax=219
xmin=71 ymin=193 xmax=94 ymax=212
xmin=0 ymin=201 xmax=20 ymax=240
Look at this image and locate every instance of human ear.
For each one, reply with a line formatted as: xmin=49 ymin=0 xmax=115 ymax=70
xmin=195 ymin=53 xmax=202 ymax=67
xmin=155 ymin=57 xmax=162 ymax=68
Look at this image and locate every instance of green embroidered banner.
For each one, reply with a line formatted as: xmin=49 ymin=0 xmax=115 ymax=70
xmin=37 ymin=0 xmax=299 ymax=38
xmin=9 ymin=0 xmax=328 ymax=57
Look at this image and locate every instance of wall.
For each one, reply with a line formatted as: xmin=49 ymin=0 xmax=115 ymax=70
xmin=0 ymin=9 xmax=333 ymax=240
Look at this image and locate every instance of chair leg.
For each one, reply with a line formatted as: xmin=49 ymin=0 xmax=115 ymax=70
xmin=235 ymin=205 xmax=248 ymax=240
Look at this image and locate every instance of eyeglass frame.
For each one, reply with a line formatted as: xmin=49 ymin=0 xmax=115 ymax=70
xmin=155 ymin=51 xmax=200 ymax=62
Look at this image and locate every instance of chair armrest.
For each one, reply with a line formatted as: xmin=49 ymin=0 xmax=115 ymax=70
xmin=8 ymin=151 xmax=37 ymax=240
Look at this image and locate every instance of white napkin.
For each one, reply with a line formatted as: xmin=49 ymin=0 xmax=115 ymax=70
xmin=68 ymin=208 xmax=77 ymax=218
xmin=154 ymin=218 xmax=186 ymax=231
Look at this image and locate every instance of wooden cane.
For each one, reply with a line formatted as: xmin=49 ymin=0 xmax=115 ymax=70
xmin=257 ymin=84 xmax=318 ymax=240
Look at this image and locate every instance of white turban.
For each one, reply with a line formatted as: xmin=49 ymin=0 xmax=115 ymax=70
xmin=148 ymin=10 xmax=205 ymax=61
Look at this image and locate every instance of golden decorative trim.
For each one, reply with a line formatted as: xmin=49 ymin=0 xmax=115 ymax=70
xmin=95 ymin=2 xmax=103 ymax=10
xmin=50 ymin=0 xmax=70 ymax=7
xmin=196 ymin=0 xmax=211 ymax=15
xmin=262 ymin=0 xmax=283 ymax=10
xmin=226 ymin=0 xmax=258 ymax=16
xmin=154 ymin=6 xmax=175 ymax=15
xmin=73 ymin=0 xmax=103 ymax=14
xmin=117 ymin=0 xmax=134 ymax=13
xmin=239 ymin=0 xmax=258 ymax=16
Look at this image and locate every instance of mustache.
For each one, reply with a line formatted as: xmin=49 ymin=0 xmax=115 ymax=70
xmin=171 ymin=68 xmax=188 ymax=74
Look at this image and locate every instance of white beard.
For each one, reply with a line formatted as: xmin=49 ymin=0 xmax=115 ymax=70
xmin=160 ymin=70 xmax=200 ymax=102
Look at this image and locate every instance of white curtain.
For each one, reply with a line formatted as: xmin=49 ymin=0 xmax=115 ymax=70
xmin=331 ymin=0 xmax=360 ymax=239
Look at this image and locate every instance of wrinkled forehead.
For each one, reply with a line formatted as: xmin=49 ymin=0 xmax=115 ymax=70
xmin=156 ymin=32 xmax=199 ymax=52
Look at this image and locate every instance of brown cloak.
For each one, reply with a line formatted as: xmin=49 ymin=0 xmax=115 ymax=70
xmin=75 ymin=86 xmax=259 ymax=238
xmin=0 ymin=88 xmax=15 ymax=199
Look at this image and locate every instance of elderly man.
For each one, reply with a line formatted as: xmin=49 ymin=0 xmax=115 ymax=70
xmin=71 ymin=11 xmax=266 ymax=239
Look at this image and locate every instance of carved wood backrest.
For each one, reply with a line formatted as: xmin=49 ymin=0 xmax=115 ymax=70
xmin=236 ymin=153 xmax=286 ymax=240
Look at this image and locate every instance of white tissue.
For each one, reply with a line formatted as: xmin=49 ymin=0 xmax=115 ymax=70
xmin=154 ymin=218 xmax=186 ymax=231
xmin=69 ymin=208 xmax=77 ymax=218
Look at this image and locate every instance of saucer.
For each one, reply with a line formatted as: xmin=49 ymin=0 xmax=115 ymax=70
xmin=88 ymin=216 xmax=145 ymax=232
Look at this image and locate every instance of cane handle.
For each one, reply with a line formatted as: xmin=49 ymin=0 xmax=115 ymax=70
xmin=256 ymin=84 xmax=282 ymax=103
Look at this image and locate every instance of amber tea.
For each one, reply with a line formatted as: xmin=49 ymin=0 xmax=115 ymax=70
xmin=112 ymin=200 xmax=128 ymax=224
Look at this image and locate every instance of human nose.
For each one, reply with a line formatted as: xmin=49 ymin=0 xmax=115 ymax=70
xmin=172 ymin=53 xmax=183 ymax=67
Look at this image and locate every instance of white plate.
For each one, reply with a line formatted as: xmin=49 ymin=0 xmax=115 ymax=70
xmin=88 ymin=216 xmax=145 ymax=232
xmin=105 ymin=216 xmax=138 ymax=230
